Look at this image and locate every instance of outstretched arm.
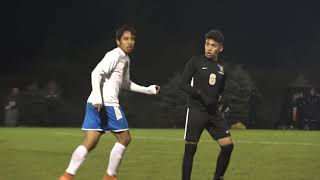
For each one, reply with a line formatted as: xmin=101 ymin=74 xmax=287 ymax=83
xmin=122 ymin=61 xmax=160 ymax=95
xmin=129 ymin=82 xmax=160 ymax=95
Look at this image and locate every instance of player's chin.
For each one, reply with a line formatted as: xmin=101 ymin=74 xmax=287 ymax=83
xmin=205 ymin=53 xmax=214 ymax=58
xmin=126 ymin=47 xmax=134 ymax=53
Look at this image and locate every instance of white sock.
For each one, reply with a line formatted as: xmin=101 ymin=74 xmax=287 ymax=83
xmin=107 ymin=142 xmax=126 ymax=176
xmin=65 ymin=145 xmax=88 ymax=175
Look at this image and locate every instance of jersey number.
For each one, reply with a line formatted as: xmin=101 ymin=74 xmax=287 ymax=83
xmin=209 ymin=73 xmax=216 ymax=85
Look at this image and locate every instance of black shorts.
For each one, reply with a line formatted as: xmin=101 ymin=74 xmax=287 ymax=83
xmin=184 ymin=107 xmax=231 ymax=142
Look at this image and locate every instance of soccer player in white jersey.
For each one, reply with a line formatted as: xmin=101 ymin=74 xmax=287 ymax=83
xmin=59 ymin=25 xmax=160 ymax=180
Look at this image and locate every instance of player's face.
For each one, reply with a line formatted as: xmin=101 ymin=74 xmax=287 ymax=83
xmin=117 ymin=31 xmax=135 ymax=54
xmin=204 ymin=39 xmax=223 ymax=60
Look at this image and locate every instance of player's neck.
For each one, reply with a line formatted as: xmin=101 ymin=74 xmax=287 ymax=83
xmin=204 ymin=55 xmax=218 ymax=62
xmin=118 ymin=47 xmax=129 ymax=55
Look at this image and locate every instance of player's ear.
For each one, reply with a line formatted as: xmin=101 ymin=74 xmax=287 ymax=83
xmin=116 ymin=40 xmax=120 ymax=46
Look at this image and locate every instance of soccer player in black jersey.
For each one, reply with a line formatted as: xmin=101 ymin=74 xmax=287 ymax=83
xmin=180 ymin=29 xmax=233 ymax=180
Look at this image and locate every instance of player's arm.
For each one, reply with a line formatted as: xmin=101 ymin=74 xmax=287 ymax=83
xmin=128 ymin=82 xmax=160 ymax=95
xmin=180 ymin=57 xmax=197 ymax=95
xmin=217 ymin=72 xmax=227 ymax=106
xmin=91 ymin=53 xmax=119 ymax=110
xmin=218 ymin=72 xmax=226 ymax=96
xmin=180 ymin=57 xmax=208 ymax=104
xmin=122 ymin=63 xmax=160 ymax=95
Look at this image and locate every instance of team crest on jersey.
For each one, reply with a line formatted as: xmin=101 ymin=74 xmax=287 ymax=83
xmin=217 ymin=64 xmax=224 ymax=75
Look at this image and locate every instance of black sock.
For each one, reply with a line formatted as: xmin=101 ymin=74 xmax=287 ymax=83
xmin=182 ymin=143 xmax=198 ymax=180
xmin=214 ymin=143 xmax=234 ymax=180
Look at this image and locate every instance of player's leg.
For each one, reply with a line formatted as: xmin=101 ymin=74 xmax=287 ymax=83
xmin=105 ymin=131 xmax=131 ymax=177
xmin=60 ymin=131 xmax=103 ymax=180
xmin=207 ymin=115 xmax=233 ymax=180
xmin=182 ymin=108 xmax=206 ymax=180
xmin=103 ymin=106 xmax=130 ymax=179
xmin=60 ymin=103 xmax=105 ymax=180
xmin=182 ymin=142 xmax=198 ymax=180
xmin=214 ymin=137 xmax=233 ymax=180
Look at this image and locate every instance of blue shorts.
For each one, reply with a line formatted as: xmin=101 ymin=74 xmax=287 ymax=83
xmin=81 ymin=103 xmax=129 ymax=132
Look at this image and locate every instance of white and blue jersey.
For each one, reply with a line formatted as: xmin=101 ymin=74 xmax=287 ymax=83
xmin=87 ymin=47 xmax=131 ymax=107
xmin=82 ymin=103 xmax=128 ymax=132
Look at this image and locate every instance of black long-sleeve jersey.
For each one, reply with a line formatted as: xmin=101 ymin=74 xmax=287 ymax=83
xmin=180 ymin=55 xmax=226 ymax=110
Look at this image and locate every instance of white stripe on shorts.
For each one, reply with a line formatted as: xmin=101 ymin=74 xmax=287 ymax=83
xmin=184 ymin=77 xmax=193 ymax=140
xmin=113 ymin=106 xmax=123 ymax=120
xmin=184 ymin=108 xmax=190 ymax=140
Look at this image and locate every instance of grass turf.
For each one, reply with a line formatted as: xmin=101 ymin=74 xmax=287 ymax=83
xmin=0 ymin=127 xmax=319 ymax=180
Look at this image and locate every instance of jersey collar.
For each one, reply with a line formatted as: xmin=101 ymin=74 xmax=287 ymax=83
xmin=116 ymin=47 xmax=127 ymax=57
xmin=202 ymin=55 xmax=219 ymax=62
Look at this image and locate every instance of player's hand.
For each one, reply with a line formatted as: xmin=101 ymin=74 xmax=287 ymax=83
xmin=155 ymin=85 xmax=160 ymax=93
xmin=147 ymin=85 xmax=160 ymax=95
xmin=93 ymin=103 xmax=102 ymax=111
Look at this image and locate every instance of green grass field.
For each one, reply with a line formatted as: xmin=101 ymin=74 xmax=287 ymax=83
xmin=0 ymin=128 xmax=319 ymax=180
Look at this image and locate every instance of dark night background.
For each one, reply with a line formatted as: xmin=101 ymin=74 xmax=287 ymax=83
xmin=2 ymin=0 xmax=320 ymax=128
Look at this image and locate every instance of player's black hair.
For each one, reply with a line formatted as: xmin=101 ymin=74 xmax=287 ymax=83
xmin=116 ymin=24 xmax=136 ymax=41
xmin=205 ymin=29 xmax=224 ymax=44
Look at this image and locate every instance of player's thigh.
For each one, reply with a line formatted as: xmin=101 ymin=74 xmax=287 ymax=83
xmin=82 ymin=130 xmax=103 ymax=151
xmin=206 ymin=115 xmax=231 ymax=142
xmin=113 ymin=130 xmax=131 ymax=146
xmin=185 ymin=108 xmax=207 ymax=142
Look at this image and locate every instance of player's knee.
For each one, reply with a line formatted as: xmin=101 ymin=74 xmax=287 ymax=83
xmin=184 ymin=142 xmax=198 ymax=157
xmin=89 ymin=145 xmax=97 ymax=151
xmin=83 ymin=142 xmax=97 ymax=152
xmin=220 ymin=143 xmax=233 ymax=155
xmin=119 ymin=136 xmax=131 ymax=146
xmin=125 ymin=136 xmax=132 ymax=145
xmin=185 ymin=141 xmax=198 ymax=145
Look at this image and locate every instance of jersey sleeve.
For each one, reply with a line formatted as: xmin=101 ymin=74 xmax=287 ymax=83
xmin=121 ymin=60 xmax=131 ymax=89
xmin=90 ymin=52 xmax=120 ymax=105
xmin=180 ymin=57 xmax=201 ymax=97
xmin=121 ymin=61 xmax=153 ymax=94
xmin=218 ymin=72 xmax=226 ymax=96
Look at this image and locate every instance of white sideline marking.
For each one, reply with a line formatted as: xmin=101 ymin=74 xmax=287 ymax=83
xmin=53 ymin=132 xmax=320 ymax=147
